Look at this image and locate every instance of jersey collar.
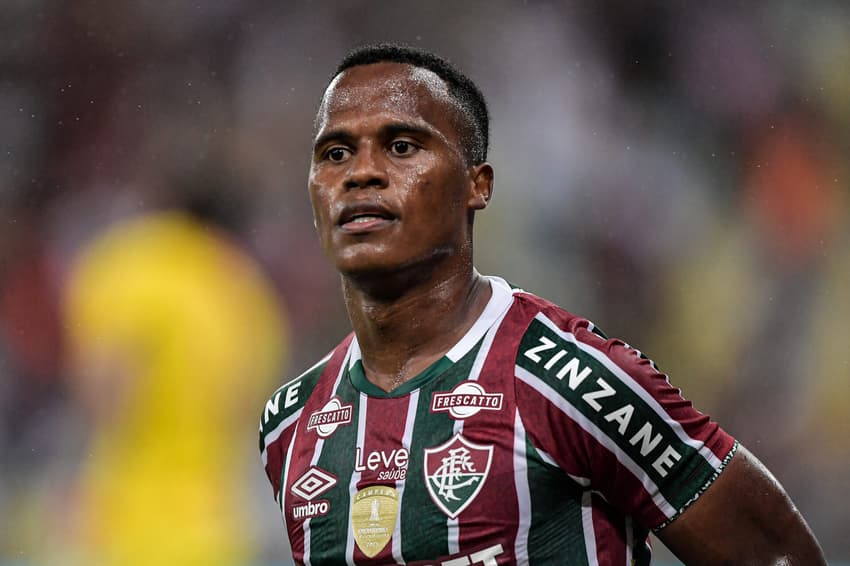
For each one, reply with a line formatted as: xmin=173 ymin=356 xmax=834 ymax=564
xmin=347 ymin=275 xmax=514 ymax=397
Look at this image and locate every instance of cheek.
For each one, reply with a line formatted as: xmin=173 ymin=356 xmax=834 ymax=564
xmin=308 ymin=185 xmax=334 ymax=230
xmin=418 ymin=173 xmax=469 ymax=214
xmin=308 ymin=177 xmax=329 ymax=208
xmin=401 ymin=157 xmax=467 ymax=205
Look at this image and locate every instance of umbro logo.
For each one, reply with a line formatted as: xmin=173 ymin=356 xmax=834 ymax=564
xmin=291 ymin=466 xmax=337 ymax=501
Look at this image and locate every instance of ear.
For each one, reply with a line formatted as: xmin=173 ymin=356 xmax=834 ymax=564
xmin=467 ymin=162 xmax=494 ymax=211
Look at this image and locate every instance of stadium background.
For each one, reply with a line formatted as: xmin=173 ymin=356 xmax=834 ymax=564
xmin=1 ymin=1 xmax=848 ymax=564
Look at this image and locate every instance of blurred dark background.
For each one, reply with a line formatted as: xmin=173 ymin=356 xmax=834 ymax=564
xmin=1 ymin=1 xmax=848 ymax=564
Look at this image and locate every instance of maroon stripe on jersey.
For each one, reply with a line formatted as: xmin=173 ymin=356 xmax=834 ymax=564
xmin=589 ymin=494 xmax=631 ymax=565
xmin=514 ymin=376 xmax=594 ymax=478
xmin=352 ymin=395 xmax=412 ymax=563
xmin=354 ymin=396 xmax=411 ymax=489
xmin=283 ymin=430 xmax=306 ymax=562
xmin=285 ymin=335 xmax=353 ymax=565
xmin=265 ymin=432 xmax=287 ymax=500
xmin=453 ymin=300 xmax=533 ymax=559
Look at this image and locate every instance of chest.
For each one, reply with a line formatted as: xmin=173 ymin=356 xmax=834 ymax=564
xmin=283 ymin=377 xmax=527 ymax=564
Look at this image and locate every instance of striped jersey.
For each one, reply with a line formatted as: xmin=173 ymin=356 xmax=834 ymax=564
xmin=259 ymin=276 xmax=736 ymax=565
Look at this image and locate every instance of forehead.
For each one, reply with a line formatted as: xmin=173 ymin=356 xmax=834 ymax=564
xmin=315 ymin=62 xmax=462 ymax=137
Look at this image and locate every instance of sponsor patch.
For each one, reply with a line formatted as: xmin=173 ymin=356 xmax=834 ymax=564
xmin=431 ymin=381 xmax=503 ymax=420
xmin=423 ymin=433 xmax=493 ymax=519
xmin=307 ymin=396 xmax=353 ymax=438
xmin=355 ymin=446 xmax=409 ymax=481
xmin=351 ymin=485 xmax=399 ymax=558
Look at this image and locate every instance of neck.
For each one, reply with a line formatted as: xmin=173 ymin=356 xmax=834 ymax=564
xmin=342 ymin=263 xmax=491 ymax=393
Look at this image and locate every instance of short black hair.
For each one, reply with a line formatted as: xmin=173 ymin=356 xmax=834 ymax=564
xmin=328 ymin=43 xmax=490 ymax=164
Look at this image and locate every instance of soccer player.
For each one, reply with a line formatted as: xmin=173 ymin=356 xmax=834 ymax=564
xmin=260 ymin=44 xmax=825 ymax=565
xmin=65 ymin=211 xmax=287 ymax=566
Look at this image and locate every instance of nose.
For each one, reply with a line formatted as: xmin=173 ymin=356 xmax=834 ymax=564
xmin=344 ymin=145 xmax=389 ymax=191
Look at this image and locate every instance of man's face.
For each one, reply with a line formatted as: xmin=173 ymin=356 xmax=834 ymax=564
xmin=308 ymin=62 xmax=489 ymax=278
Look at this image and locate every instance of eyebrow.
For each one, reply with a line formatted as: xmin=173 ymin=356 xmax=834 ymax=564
xmin=312 ymin=121 xmax=440 ymax=153
xmin=382 ymin=121 xmax=436 ymax=139
xmin=312 ymin=128 xmax=356 ymax=153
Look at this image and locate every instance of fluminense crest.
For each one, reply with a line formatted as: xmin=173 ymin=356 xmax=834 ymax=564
xmin=423 ymin=433 xmax=493 ymax=519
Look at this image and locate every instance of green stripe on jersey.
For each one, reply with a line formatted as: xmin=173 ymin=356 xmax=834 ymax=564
xmin=524 ymin=438 xmax=589 ymax=565
xmin=516 ymin=318 xmax=715 ymax=511
xmin=400 ymin=338 xmax=484 ymax=559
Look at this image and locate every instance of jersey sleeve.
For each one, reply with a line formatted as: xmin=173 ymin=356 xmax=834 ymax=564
xmin=259 ymin=376 xmax=310 ymax=502
xmin=514 ymin=310 xmax=737 ymax=530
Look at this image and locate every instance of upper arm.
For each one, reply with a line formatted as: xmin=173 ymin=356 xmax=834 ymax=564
xmin=514 ymin=312 xmax=735 ymax=527
xmin=259 ymin=375 xmax=313 ymax=500
xmin=657 ymin=444 xmax=826 ymax=565
xmin=513 ymin=307 xmax=825 ymax=563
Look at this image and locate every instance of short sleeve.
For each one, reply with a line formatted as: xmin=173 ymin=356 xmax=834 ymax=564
xmin=514 ymin=311 xmax=737 ymax=530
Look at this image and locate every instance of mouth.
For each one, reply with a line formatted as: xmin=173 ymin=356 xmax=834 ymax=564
xmin=337 ymin=203 xmax=397 ymax=232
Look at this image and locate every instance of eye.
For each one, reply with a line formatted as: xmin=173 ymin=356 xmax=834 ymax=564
xmin=326 ymin=147 xmax=350 ymax=162
xmin=390 ymin=140 xmax=417 ymax=156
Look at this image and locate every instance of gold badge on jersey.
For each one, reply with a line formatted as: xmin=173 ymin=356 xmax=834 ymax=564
xmin=351 ymin=485 xmax=399 ymax=558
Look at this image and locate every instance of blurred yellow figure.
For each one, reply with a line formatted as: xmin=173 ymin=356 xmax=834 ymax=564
xmin=63 ymin=211 xmax=287 ymax=566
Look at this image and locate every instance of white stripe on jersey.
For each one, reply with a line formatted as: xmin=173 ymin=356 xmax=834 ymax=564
xmin=625 ymin=517 xmax=634 ymax=566
xmin=535 ymin=447 xmax=593 ymax=490
xmin=467 ymin=280 xmax=514 ymax=382
xmin=346 ymin=391 xmax=369 ymax=566
xmin=262 ymin=407 xmax=302 ymax=467
xmin=581 ymin=491 xmax=599 ymax=566
xmin=392 ymin=390 xmax=419 ymax=564
xmin=534 ymin=313 xmax=722 ymax=470
xmin=280 ymin=421 xmax=299 ymax=507
xmin=445 ymin=275 xmax=514 ymax=362
xmin=446 ymin=287 xmax=512 ymax=555
xmin=534 ymin=446 xmax=558 ymax=468
xmin=515 ymin=365 xmax=677 ymax=519
xmin=347 ymin=338 xmax=361 ymax=370
xmin=513 ymin=410 xmax=531 ymax=566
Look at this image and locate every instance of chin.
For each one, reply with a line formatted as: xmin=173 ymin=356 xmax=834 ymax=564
xmin=334 ymin=249 xmax=453 ymax=291
xmin=333 ymin=252 xmax=401 ymax=278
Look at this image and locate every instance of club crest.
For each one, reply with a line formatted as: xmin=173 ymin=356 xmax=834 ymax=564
xmin=423 ymin=433 xmax=493 ymax=519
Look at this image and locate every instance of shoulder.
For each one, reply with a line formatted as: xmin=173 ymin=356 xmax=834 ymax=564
xmin=258 ymin=334 xmax=353 ymax=451
xmin=498 ymin=285 xmax=655 ymax=405
xmin=506 ymin=287 xmax=638 ymax=381
xmin=482 ymin=278 xmax=597 ymax=337
xmin=512 ymin=295 xmax=680 ymax=423
xmin=509 ymin=288 xmax=697 ymax=451
xmin=513 ymin=292 xmax=735 ymax=470
xmin=502 ymin=285 xmax=607 ymax=347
